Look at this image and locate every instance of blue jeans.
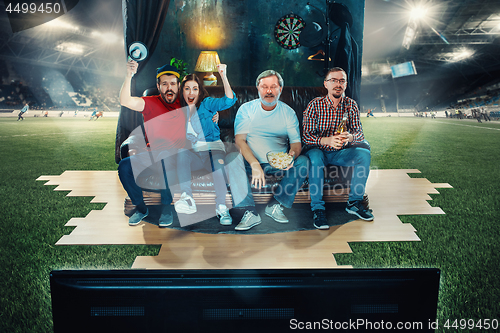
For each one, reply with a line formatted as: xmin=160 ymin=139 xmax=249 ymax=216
xmin=225 ymin=152 xmax=255 ymax=209
xmin=305 ymin=144 xmax=371 ymax=211
xmin=177 ymin=148 xmax=228 ymax=206
xmin=118 ymin=150 xmax=177 ymax=207
xmin=225 ymin=152 xmax=310 ymax=209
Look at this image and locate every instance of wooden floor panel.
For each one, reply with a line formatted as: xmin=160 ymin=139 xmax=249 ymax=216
xmin=37 ymin=169 xmax=452 ymax=269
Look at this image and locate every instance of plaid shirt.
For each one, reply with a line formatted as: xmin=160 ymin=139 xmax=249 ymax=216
xmin=302 ymin=95 xmax=365 ymax=151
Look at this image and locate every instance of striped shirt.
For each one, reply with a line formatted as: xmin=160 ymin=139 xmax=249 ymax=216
xmin=302 ymin=95 xmax=365 ymax=151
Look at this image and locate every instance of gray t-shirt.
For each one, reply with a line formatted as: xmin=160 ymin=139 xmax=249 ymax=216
xmin=234 ymin=99 xmax=301 ymax=163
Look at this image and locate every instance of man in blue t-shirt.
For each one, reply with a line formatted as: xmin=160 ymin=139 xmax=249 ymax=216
xmin=226 ymin=70 xmax=309 ymax=231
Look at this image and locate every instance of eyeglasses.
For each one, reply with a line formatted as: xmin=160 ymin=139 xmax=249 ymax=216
xmin=324 ymin=78 xmax=346 ymax=84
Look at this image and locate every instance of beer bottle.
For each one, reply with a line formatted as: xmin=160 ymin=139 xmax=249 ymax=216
xmin=336 ymin=114 xmax=347 ymax=134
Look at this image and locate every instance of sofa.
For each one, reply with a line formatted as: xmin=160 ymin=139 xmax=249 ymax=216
xmin=119 ymin=85 xmax=369 ymax=215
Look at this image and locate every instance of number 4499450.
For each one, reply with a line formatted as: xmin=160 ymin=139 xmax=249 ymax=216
xmin=443 ymin=319 xmax=498 ymax=330
xmin=5 ymin=2 xmax=62 ymax=14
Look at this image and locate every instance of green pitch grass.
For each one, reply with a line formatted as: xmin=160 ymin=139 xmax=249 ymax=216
xmin=0 ymin=116 xmax=499 ymax=332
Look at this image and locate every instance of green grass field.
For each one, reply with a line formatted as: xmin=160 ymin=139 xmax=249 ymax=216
xmin=1 ymin=116 xmax=499 ymax=332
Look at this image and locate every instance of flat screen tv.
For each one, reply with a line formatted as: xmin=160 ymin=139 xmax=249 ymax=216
xmin=50 ymin=268 xmax=440 ymax=332
xmin=391 ymin=61 xmax=418 ymax=78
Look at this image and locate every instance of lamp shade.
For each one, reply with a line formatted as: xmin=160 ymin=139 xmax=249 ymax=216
xmin=194 ymin=51 xmax=220 ymax=72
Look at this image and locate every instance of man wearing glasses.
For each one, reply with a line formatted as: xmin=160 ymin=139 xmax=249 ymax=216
xmin=302 ymin=67 xmax=373 ymax=230
xmin=227 ymin=70 xmax=309 ymax=231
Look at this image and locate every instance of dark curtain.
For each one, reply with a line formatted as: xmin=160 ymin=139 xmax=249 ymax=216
xmin=115 ymin=0 xmax=171 ymax=163
xmin=333 ymin=22 xmax=360 ymax=106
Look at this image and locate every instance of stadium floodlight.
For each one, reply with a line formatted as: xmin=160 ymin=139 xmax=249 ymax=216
xmin=493 ymin=22 xmax=500 ymax=33
xmin=402 ymin=2 xmax=435 ymax=49
xmin=450 ymin=48 xmax=474 ymax=62
xmin=91 ymin=31 xmax=120 ymax=44
xmin=403 ymin=22 xmax=417 ymax=49
xmin=410 ymin=6 xmax=429 ymax=21
xmin=101 ymin=32 xmax=120 ymax=44
xmin=44 ymin=19 xmax=79 ymax=32
xmin=55 ymin=42 xmax=85 ymax=55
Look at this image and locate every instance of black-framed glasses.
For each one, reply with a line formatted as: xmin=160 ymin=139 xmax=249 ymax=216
xmin=324 ymin=78 xmax=346 ymax=84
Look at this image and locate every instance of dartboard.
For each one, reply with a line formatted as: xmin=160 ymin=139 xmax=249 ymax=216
xmin=274 ymin=13 xmax=305 ymax=49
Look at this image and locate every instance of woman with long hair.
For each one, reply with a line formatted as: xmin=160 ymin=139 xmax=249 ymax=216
xmin=174 ymin=64 xmax=237 ymax=225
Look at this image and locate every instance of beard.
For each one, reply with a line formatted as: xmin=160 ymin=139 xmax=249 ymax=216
xmin=331 ymin=88 xmax=345 ymax=99
xmin=161 ymin=89 xmax=177 ymax=104
xmin=258 ymin=91 xmax=281 ymax=108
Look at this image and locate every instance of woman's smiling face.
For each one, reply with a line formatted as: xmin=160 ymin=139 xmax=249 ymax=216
xmin=183 ymin=80 xmax=200 ymax=106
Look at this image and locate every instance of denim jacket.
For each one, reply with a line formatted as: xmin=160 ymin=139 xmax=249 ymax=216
xmin=188 ymin=91 xmax=237 ymax=143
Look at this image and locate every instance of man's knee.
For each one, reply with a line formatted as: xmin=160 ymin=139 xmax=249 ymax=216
xmin=294 ymin=155 xmax=309 ymax=167
xmin=351 ymin=139 xmax=370 ymax=151
xmin=118 ymin=157 xmax=132 ymax=174
xmin=305 ymin=148 xmax=325 ymax=167
xmin=212 ymin=154 xmax=226 ymax=171
xmin=292 ymin=155 xmax=310 ymax=177
xmin=354 ymin=148 xmax=371 ymax=165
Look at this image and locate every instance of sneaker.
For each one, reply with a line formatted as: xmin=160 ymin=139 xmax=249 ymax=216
xmin=265 ymin=203 xmax=289 ymax=223
xmin=313 ymin=209 xmax=329 ymax=230
xmin=235 ymin=210 xmax=262 ymax=231
xmin=159 ymin=205 xmax=173 ymax=228
xmin=129 ymin=208 xmax=149 ymax=226
xmin=174 ymin=192 xmax=197 ymax=214
xmin=216 ymin=204 xmax=232 ymax=226
xmin=346 ymin=200 xmax=374 ymax=221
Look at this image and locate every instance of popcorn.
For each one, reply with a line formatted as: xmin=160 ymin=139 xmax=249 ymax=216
xmin=267 ymin=151 xmax=293 ymax=169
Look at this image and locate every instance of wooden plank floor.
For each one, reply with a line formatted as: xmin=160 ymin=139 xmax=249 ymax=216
xmin=37 ymin=169 xmax=452 ymax=269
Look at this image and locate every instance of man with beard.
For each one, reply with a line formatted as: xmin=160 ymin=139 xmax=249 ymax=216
xmin=118 ymin=60 xmax=185 ymax=227
xmin=303 ymin=67 xmax=373 ymax=230
xmin=226 ymin=70 xmax=309 ymax=231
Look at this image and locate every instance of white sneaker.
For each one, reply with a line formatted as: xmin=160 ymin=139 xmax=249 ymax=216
xmin=235 ymin=210 xmax=262 ymax=231
xmin=174 ymin=192 xmax=197 ymax=214
xmin=216 ymin=204 xmax=232 ymax=226
xmin=265 ymin=203 xmax=289 ymax=223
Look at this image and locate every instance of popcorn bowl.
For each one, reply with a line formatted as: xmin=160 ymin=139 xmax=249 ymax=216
xmin=266 ymin=150 xmax=294 ymax=170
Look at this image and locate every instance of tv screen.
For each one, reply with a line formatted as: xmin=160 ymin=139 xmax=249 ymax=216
xmin=391 ymin=61 xmax=418 ymax=78
xmin=50 ymin=268 xmax=440 ymax=332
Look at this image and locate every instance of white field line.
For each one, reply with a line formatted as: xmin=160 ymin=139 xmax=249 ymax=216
xmin=0 ymin=130 xmax=110 ymax=139
xmin=433 ymin=120 xmax=500 ymax=131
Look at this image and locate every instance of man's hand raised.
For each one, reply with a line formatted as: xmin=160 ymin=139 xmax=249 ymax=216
xmin=126 ymin=60 xmax=138 ymax=78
